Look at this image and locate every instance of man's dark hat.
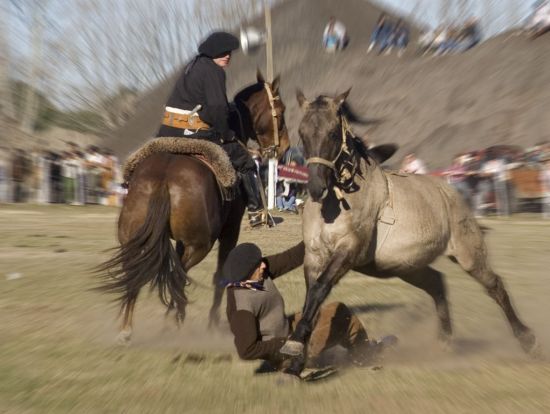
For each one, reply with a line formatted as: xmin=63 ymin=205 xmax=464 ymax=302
xmin=222 ymin=243 xmax=263 ymax=282
xmin=198 ymin=31 xmax=240 ymax=58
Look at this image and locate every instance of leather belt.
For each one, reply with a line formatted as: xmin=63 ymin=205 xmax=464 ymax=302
xmin=162 ymin=110 xmax=210 ymax=130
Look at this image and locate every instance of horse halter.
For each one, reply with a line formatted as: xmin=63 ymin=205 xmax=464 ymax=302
xmin=262 ymin=82 xmax=282 ymax=158
xmin=305 ymin=114 xmax=361 ymax=193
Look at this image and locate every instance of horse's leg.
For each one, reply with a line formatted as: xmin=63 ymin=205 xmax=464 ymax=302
xmin=117 ymin=294 xmax=137 ymax=345
xmin=174 ymin=242 xmax=210 ymax=324
xmin=281 ymin=249 xmax=354 ymax=358
xmin=208 ymin=201 xmax=244 ymax=328
xmin=452 ymin=230 xmax=537 ymax=355
xmin=209 ymin=228 xmax=241 ymax=328
xmin=398 ymin=267 xmax=453 ymax=344
xmin=465 ymin=266 xmax=536 ymax=355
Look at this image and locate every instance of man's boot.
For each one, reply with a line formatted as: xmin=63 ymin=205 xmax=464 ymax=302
xmin=241 ymin=171 xmax=264 ymax=227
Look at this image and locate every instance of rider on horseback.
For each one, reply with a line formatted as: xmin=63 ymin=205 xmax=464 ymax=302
xmin=157 ymin=31 xmax=264 ymax=227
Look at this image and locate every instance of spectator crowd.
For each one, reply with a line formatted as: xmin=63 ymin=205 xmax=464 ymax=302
xmin=525 ymin=0 xmax=550 ymax=38
xmin=0 ymin=142 xmax=124 ymax=207
xmin=417 ymin=18 xmax=481 ymax=56
xmin=323 ymin=12 xmax=485 ymax=57
xmin=368 ymin=14 xmax=410 ymax=57
xmin=398 ymin=143 xmax=550 ymax=218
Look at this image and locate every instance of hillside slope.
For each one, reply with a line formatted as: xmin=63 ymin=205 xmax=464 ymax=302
xmin=113 ymin=0 xmax=550 ymax=169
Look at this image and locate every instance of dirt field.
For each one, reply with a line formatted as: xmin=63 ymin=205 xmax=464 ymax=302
xmin=1 ymin=204 xmax=550 ymax=413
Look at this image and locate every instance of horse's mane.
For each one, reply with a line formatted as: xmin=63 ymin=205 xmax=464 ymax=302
xmin=341 ymin=102 xmax=383 ymax=126
xmin=233 ymin=82 xmax=264 ymax=103
xmin=308 ymin=96 xmax=383 ymax=126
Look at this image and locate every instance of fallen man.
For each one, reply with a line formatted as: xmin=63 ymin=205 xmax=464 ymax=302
xmin=223 ymin=242 xmax=397 ymax=380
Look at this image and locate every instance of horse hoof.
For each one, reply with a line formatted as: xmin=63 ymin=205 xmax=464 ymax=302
xmin=438 ymin=335 xmax=453 ymax=352
xmin=208 ymin=314 xmax=220 ymax=330
xmin=280 ymin=340 xmax=304 ymax=356
xmin=522 ymin=336 xmax=543 ymax=360
xmin=116 ymin=330 xmax=132 ymax=346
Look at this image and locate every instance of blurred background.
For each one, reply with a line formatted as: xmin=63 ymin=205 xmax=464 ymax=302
xmin=1 ymin=0 xmax=549 ymax=214
xmin=1 ymin=1 xmax=550 ymax=412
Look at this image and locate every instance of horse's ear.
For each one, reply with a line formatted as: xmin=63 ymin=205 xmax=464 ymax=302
xmin=256 ymin=69 xmax=265 ymax=83
xmin=369 ymin=143 xmax=399 ymax=164
xmin=271 ymin=75 xmax=280 ymax=95
xmin=334 ymin=88 xmax=352 ymax=107
xmin=296 ymin=89 xmax=309 ymax=111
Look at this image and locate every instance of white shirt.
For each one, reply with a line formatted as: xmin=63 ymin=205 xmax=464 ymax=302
xmin=404 ymin=159 xmax=427 ymax=174
xmin=323 ymin=21 xmax=346 ymax=41
xmin=482 ymin=159 xmax=508 ymax=181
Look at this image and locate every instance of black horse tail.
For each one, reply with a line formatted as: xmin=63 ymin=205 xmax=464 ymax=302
xmin=96 ymin=184 xmax=189 ymax=321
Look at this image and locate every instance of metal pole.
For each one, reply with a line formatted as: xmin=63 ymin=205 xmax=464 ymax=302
xmin=264 ymin=0 xmax=276 ymax=213
xmin=264 ymin=0 xmax=273 ymax=82
xmin=268 ymin=158 xmax=277 ymax=210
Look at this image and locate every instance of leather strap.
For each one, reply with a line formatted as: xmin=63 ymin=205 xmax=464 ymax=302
xmin=162 ymin=111 xmax=210 ymax=130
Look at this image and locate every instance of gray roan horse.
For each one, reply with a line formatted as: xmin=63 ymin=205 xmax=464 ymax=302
xmin=280 ymin=89 xmax=538 ymax=372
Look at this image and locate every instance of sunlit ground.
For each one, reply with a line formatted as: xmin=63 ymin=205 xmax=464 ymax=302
xmin=1 ymin=204 xmax=549 ymax=413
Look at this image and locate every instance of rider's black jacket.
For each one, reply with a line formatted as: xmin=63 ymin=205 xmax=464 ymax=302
xmin=165 ymin=55 xmax=234 ymax=141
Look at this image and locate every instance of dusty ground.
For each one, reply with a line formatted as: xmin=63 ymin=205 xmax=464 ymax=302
xmin=1 ymin=204 xmax=550 ymax=413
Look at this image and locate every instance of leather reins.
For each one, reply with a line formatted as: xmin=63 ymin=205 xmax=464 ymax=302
xmin=305 ymin=115 xmax=361 ymax=195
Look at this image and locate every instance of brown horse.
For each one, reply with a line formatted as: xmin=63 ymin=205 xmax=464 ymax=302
xmin=280 ymin=90 xmax=538 ymax=372
xmin=98 ymin=73 xmax=289 ymax=344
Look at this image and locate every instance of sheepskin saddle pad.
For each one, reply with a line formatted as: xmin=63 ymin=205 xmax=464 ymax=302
xmin=123 ymin=137 xmax=238 ymax=198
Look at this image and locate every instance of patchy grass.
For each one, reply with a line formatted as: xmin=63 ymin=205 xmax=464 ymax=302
xmin=1 ymin=204 xmax=549 ymax=413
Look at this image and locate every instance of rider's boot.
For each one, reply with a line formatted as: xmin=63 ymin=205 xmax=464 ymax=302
xmin=241 ymin=171 xmax=264 ymax=227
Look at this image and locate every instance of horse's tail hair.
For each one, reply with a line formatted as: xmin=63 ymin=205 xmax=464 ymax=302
xmin=95 ymin=184 xmax=189 ymax=321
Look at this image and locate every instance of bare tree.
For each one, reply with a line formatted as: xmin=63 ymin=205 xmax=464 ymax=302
xmin=19 ymin=2 xmax=45 ymax=133
xmin=0 ymin=2 xmax=16 ymax=123
xmin=0 ymin=3 xmax=15 ymax=121
xmin=4 ymin=0 xmax=280 ymax=136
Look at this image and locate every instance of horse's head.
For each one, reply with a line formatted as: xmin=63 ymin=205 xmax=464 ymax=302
xmin=233 ymin=70 xmax=290 ymax=160
xmin=297 ymin=88 xmax=351 ymax=202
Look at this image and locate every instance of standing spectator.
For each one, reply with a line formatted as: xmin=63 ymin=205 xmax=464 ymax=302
xmin=85 ymin=146 xmax=104 ymax=204
xmin=367 ymin=14 xmax=393 ymax=54
xmin=541 ymin=156 xmax=550 ymax=219
xmin=323 ymin=16 xmax=348 ymax=52
xmin=461 ymin=17 xmax=482 ymax=50
xmin=392 ymin=19 xmax=410 ymax=57
xmin=74 ymin=150 xmax=86 ymax=205
xmin=101 ymin=149 xmax=121 ymax=207
xmin=432 ymin=26 xmax=449 ymax=55
xmin=418 ymin=28 xmax=436 ymax=55
xmin=61 ymin=151 xmax=79 ymax=205
xmin=0 ymin=145 xmax=11 ymax=203
xmin=37 ymin=149 xmax=51 ymax=204
xmin=476 ymin=157 xmax=510 ymax=217
xmin=443 ymin=155 xmax=472 ymax=208
xmin=49 ymin=152 xmax=64 ymax=204
xmin=527 ymin=1 xmax=550 ymax=38
xmin=27 ymin=148 xmax=43 ymax=203
xmin=400 ymin=153 xmax=427 ymax=174
xmin=11 ymin=149 xmax=31 ymax=203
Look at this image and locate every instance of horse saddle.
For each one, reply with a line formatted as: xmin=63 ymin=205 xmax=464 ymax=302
xmin=122 ymin=137 xmax=238 ymax=200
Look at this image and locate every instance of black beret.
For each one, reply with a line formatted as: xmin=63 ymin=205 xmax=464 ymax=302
xmin=222 ymin=243 xmax=263 ymax=282
xmin=198 ymin=31 xmax=240 ymax=58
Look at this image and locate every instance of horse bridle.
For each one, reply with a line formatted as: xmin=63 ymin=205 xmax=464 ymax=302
xmin=262 ymin=82 xmax=284 ymax=159
xmin=305 ymin=114 xmax=361 ymax=193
